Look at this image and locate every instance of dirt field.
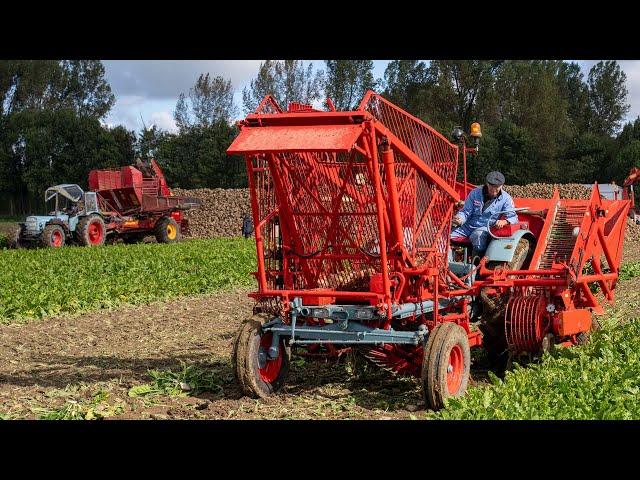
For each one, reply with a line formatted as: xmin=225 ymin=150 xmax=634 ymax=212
xmin=1 ymin=241 xmax=639 ymax=420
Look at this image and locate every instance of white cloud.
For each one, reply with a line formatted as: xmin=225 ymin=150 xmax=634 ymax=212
xmin=149 ymin=111 xmax=177 ymax=133
xmin=103 ymin=60 xmax=264 ymax=100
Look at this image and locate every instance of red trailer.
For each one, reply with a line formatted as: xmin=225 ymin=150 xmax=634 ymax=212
xmin=88 ymin=159 xmax=201 ymax=244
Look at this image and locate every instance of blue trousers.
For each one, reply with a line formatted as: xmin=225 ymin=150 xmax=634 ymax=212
xmin=451 ymin=225 xmax=491 ymax=253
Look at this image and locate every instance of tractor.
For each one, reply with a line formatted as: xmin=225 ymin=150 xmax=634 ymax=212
xmin=15 ymin=184 xmax=106 ymax=248
xmin=16 ymin=159 xmax=201 ymax=248
xmin=227 ymin=92 xmax=630 ymax=410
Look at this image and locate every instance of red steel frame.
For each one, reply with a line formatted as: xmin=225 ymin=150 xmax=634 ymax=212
xmin=228 ymin=91 xmax=631 ymax=357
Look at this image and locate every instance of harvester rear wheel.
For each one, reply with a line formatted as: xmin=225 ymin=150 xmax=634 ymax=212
xmin=76 ymin=214 xmax=106 ymax=247
xmin=233 ymin=317 xmax=290 ymax=399
xmin=421 ymin=322 xmax=470 ymax=411
xmin=155 ymin=217 xmax=181 ymax=244
xmin=41 ymin=224 xmax=66 ymax=248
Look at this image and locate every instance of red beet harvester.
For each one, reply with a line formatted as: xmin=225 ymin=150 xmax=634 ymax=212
xmin=227 ymin=92 xmax=630 ymax=410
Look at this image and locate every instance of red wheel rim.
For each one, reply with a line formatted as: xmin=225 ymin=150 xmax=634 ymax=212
xmin=88 ymin=221 xmax=103 ymax=244
xmin=51 ymin=230 xmax=63 ymax=247
xmin=258 ymin=332 xmax=283 ymax=383
xmin=446 ymin=344 xmax=464 ymax=395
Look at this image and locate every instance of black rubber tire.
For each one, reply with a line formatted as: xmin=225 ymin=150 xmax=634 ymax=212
xmin=76 ymin=214 xmax=106 ymax=247
xmin=576 ymin=317 xmax=602 ymax=345
xmin=233 ymin=317 xmax=290 ymax=399
xmin=421 ymin=322 xmax=471 ymax=411
xmin=154 ymin=217 xmax=181 ymax=244
xmin=41 ymin=224 xmax=66 ymax=248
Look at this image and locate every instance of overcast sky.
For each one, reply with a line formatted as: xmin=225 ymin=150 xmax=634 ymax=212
xmin=102 ymin=60 xmax=640 ymax=134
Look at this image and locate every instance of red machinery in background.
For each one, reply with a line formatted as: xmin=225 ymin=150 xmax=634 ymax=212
xmin=228 ymin=92 xmax=630 ymax=410
xmin=88 ymin=159 xmax=201 ymax=244
xmin=623 ymin=166 xmax=640 ymax=223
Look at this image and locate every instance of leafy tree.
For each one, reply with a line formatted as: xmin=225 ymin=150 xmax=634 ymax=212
xmin=609 ymin=139 xmax=640 ymax=183
xmin=492 ymin=61 xmax=572 ymax=179
xmin=55 ymin=60 xmax=115 ymax=118
xmin=323 ymin=60 xmax=377 ymax=111
xmin=242 ymin=60 xmax=322 ymax=113
xmin=562 ymin=132 xmax=616 ymax=183
xmin=156 ymin=121 xmax=246 ymax=189
xmin=588 ymin=60 xmax=630 ymax=136
xmin=382 ymin=60 xmax=430 ymax=115
xmin=427 ymin=60 xmax=502 ymax=131
xmin=174 ymin=73 xmax=237 ymax=130
xmin=108 ymin=125 xmax=136 ymax=166
xmin=556 ymin=61 xmax=590 ymax=135
xmin=0 ymin=60 xmax=114 ymax=119
xmin=3 ymin=109 xmax=130 ymax=196
xmin=135 ymin=125 xmax=166 ymax=160
xmin=473 ymin=120 xmax=538 ymax=185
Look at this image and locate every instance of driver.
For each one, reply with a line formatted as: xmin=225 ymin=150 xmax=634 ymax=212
xmin=451 ymin=171 xmax=518 ymax=257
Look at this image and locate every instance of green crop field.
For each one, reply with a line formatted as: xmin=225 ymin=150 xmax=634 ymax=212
xmin=0 ymin=238 xmax=257 ymax=323
xmin=429 ymin=318 xmax=640 ymax=420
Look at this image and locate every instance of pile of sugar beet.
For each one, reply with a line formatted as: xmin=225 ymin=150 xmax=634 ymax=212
xmin=172 ymin=184 xmax=640 ymax=242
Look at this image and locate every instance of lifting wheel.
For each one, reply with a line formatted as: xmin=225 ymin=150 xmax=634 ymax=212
xmin=233 ymin=317 xmax=290 ymax=398
xmin=421 ymin=322 xmax=471 ymax=411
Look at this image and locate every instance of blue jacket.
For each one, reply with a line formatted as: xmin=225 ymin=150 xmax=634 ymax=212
xmin=456 ymin=186 xmax=518 ymax=230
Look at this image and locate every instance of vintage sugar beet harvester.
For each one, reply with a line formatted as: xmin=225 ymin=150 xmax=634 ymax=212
xmin=227 ymin=92 xmax=630 ymax=410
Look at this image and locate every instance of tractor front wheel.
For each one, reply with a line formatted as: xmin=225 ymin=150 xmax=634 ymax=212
xmin=41 ymin=224 xmax=66 ymax=248
xmin=77 ymin=214 xmax=106 ymax=247
xmin=421 ymin=322 xmax=471 ymax=411
xmin=154 ymin=217 xmax=181 ymax=244
xmin=233 ymin=317 xmax=290 ymax=398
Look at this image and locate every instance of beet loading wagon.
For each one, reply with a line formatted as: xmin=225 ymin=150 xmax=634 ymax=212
xmin=227 ymin=92 xmax=630 ymax=410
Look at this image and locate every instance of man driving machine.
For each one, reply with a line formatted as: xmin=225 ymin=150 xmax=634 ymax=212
xmin=451 ymin=171 xmax=518 ymax=257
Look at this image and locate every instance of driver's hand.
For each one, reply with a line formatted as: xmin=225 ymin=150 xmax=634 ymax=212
xmin=452 ymin=214 xmax=463 ymax=226
xmin=495 ymin=219 xmax=508 ymax=228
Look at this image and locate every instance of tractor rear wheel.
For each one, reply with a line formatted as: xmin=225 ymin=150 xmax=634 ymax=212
xmin=76 ymin=214 xmax=106 ymax=247
xmin=421 ymin=322 xmax=471 ymax=411
xmin=233 ymin=317 xmax=290 ymax=398
xmin=154 ymin=217 xmax=181 ymax=244
xmin=41 ymin=224 xmax=66 ymax=248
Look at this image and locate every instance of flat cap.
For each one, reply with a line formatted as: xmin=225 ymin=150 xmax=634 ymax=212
xmin=486 ymin=171 xmax=505 ymax=185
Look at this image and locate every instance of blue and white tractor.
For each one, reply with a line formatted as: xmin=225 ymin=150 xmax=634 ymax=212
xmin=16 ymin=184 xmax=106 ymax=248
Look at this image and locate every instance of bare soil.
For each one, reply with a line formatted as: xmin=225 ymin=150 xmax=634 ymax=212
xmin=1 ymin=242 xmax=639 ymax=420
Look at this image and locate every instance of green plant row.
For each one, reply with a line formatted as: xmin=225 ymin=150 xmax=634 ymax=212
xmin=619 ymin=261 xmax=640 ymax=280
xmin=430 ymin=315 xmax=640 ymax=420
xmin=0 ymin=238 xmax=256 ymax=323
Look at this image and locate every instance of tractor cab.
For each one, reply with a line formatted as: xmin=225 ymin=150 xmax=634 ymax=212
xmin=18 ymin=184 xmax=102 ymax=247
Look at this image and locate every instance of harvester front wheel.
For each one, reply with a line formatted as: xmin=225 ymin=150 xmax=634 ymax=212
xmin=77 ymin=214 xmax=106 ymax=247
xmin=41 ymin=224 xmax=66 ymax=248
xmin=233 ymin=317 xmax=290 ymax=399
xmin=421 ymin=322 xmax=471 ymax=411
xmin=155 ymin=217 xmax=181 ymax=244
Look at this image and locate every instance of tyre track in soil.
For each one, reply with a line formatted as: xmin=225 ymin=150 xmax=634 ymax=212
xmin=1 ymin=244 xmax=639 ymax=420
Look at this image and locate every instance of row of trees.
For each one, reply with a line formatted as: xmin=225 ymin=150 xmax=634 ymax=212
xmin=1 ymin=59 xmax=638 ymax=215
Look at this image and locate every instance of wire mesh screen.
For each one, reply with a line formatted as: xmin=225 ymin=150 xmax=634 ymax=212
xmin=264 ymin=148 xmax=382 ymax=291
xmin=361 ymin=93 xmax=459 ymax=269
